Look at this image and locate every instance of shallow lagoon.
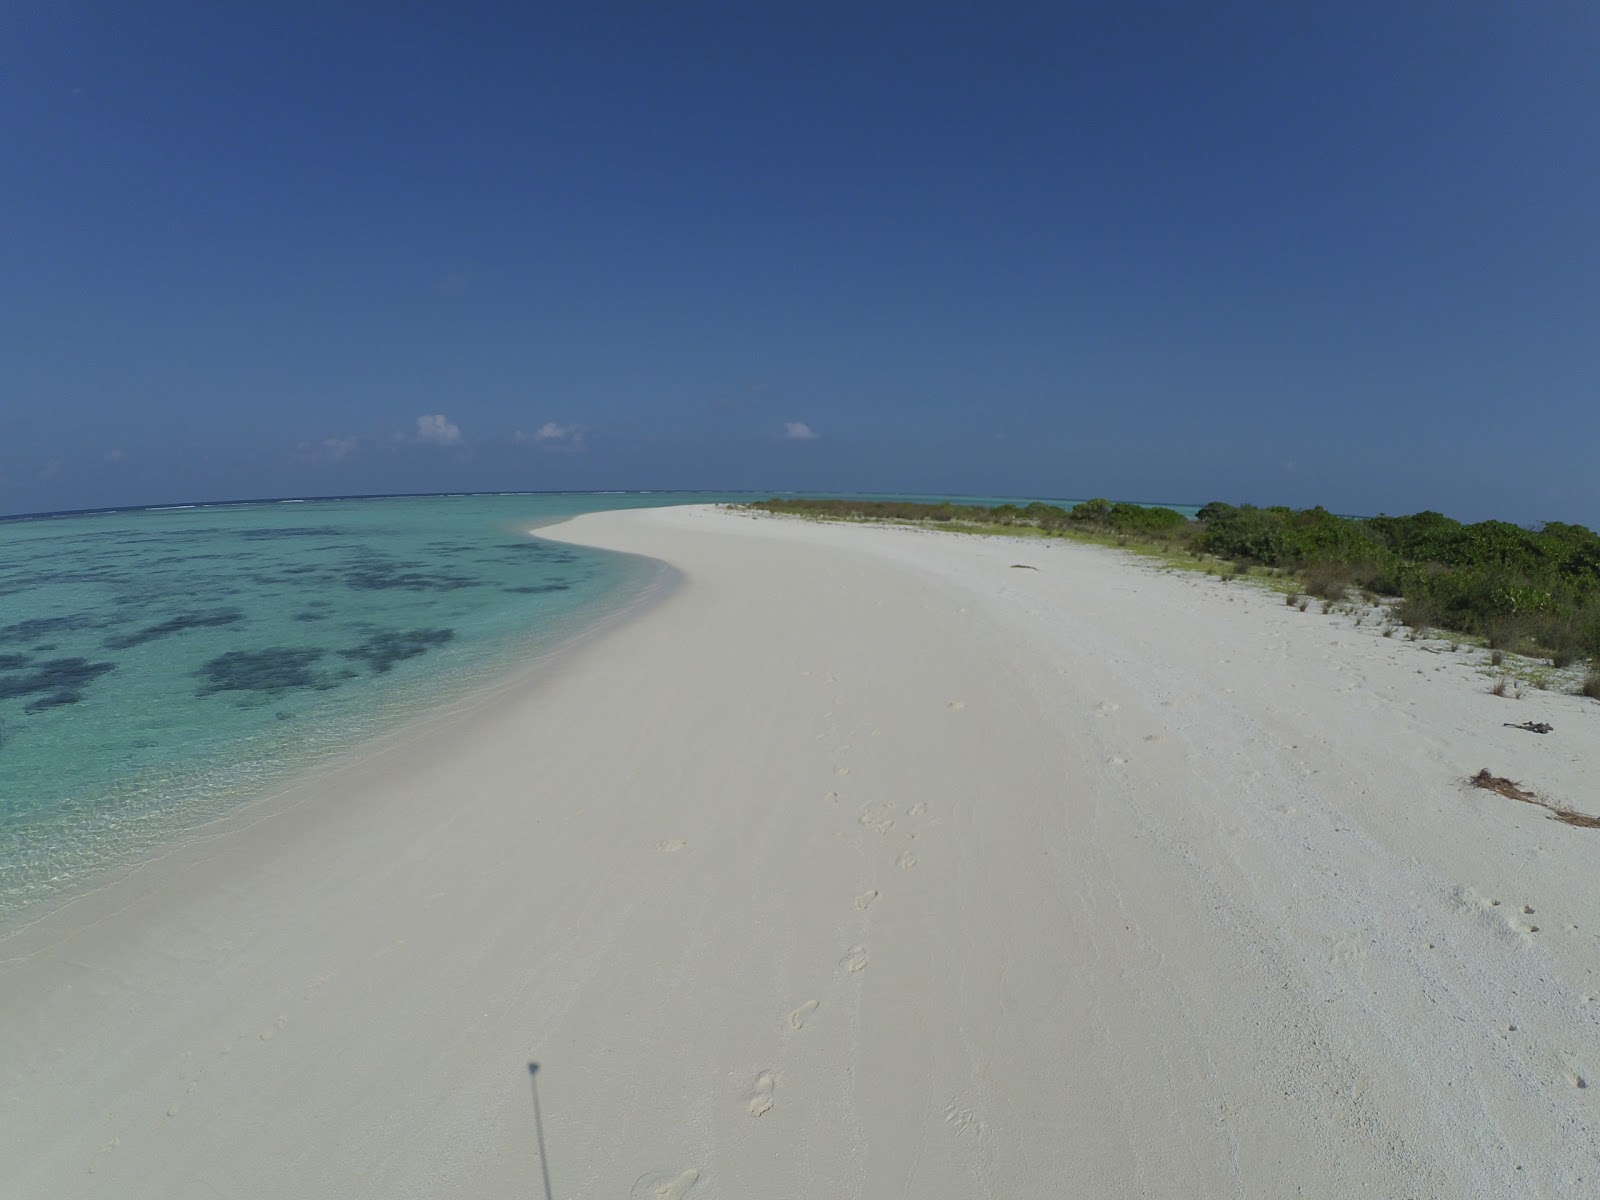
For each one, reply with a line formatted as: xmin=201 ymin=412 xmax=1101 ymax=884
xmin=0 ymin=492 xmax=740 ymax=914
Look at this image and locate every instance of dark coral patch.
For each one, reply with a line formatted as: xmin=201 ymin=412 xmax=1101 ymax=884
xmin=196 ymin=648 xmax=326 ymax=696
xmin=0 ymin=653 xmax=30 ymax=670
xmin=0 ymin=615 xmax=96 ymax=645
xmin=342 ymin=561 xmax=479 ymax=592
xmin=238 ymin=526 xmax=344 ymax=540
xmin=504 ymin=583 xmax=572 ymax=594
xmin=0 ymin=657 xmax=116 ymax=702
xmin=25 ymin=690 xmax=82 ymax=713
xmin=103 ymin=608 xmax=246 ymax=650
xmin=338 ymin=628 xmax=455 ymax=674
xmin=500 ymin=543 xmax=578 ymax=563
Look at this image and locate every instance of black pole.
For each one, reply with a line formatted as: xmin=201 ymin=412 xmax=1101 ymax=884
xmin=528 ymin=1062 xmax=554 ymax=1200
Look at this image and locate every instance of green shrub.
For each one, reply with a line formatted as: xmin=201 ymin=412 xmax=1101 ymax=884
xmin=1484 ymin=616 xmax=1528 ymax=651
xmin=1394 ymin=593 xmax=1443 ymax=631
xmin=1022 ymin=501 xmax=1072 ymax=530
xmin=1068 ymin=497 xmax=1114 ymax=524
xmin=1201 ymin=506 xmax=1288 ymax=564
xmin=1302 ymin=560 xmax=1354 ymax=600
xmin=1106 ymin=502 xmax=1187 ymax=533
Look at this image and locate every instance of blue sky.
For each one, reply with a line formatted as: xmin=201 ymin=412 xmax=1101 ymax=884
xmin=3 ymin=3 xmax=1597 ymax=523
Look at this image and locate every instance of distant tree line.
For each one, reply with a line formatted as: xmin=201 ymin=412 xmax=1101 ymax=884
xmin=747 ymin=496 xmax=1188 ymax=534
xmin=746 ymin=496 xmax=1600 ymax=685
xmin=1195 ymin=502 xmax=1600 ymax=664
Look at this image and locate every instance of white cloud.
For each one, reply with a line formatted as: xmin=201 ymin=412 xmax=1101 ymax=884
xmin=416 ymin=414 xmax=463 ymax=445
xmin=293 ymin=436 xmax=360 ymax=464
xmin=784 ymin=421 xmax=818 ymax=440
xmin=515 ymin=422 xmax=585 ymax=450
xmin=321 ymin=437 xmax=358 ymax=461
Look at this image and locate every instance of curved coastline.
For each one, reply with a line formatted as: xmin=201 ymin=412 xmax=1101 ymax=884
xmin=0 ymin=528 xmax=681 ymax=932
xmin=3 ymin=503 xmax=1596 ymax=1197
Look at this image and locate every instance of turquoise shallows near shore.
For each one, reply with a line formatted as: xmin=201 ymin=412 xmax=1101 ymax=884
xmin=0 ymin=492 xmax=745 ymax=916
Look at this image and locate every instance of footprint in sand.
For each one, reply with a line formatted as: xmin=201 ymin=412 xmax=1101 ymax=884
xmin=655 ymin=839 xmax=686 ymax=853
xmin=854 ymin=889 xmax=879 ymax=910
xmin=1095 ymin=701 xmax=1120 ymax=718
xmin=834 ymin=765 xmax=852 ymax=777
xmin=1453 ymin=885 xmax=1499 ymax=915
xmin=1453 ymin=886 xmax=1540 ymax=941
xmin=947 ymin=700 xmax=966 ymax=710
xmin=897 ymin=850 xmax=917 ymax=871
xmin=840 ymin=945 xmax=869 ymax=972
xmin=907 ymin=801 xmax=926 ymax=817
xmin=859 ymin=805 xmax=895 ymax=834
xmin=1558 ymin=1052 xmax=1588 ymax=1090
xmin=1508 ymin=910 xmax=1541 ymax=935
xmin=788 ymin=1000 xmax=819 ymax=1030
xmin=1330 ymin=932 xmax=1368 ymax=966
xmin=632 ymin=1169 xmax=701 ymax=1199
xmin=943 ymin=1100 xmax=983 ymax=1138
xmin=824 ymin=791 xmax=839 ymax=804
xmin=747 ymin=1071 xmax=776 ymax=1116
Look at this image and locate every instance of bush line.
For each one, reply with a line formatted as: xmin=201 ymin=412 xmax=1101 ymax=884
xmin=745 ymin=497 xmax=1600 ymax=686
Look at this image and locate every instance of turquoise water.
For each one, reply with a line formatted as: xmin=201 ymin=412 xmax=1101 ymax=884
xmin=0 ymin=492 xmax=741 ymax=915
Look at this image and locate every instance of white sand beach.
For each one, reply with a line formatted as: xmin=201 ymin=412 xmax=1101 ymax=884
xmin=2 ymin=503 xmax=1596 ymax=1198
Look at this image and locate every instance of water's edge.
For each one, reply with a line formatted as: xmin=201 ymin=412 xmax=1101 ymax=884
xmin=0 ymin=530 xmax=681 ymax=936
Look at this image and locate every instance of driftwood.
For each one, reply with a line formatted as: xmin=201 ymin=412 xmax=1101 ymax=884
xmin=1504 ymin=721 xmax=1554 ymax=734
xmin=1471 ymin=769 xmax=1600 ymax=829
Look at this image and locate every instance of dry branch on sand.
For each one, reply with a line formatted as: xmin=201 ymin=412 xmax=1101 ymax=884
xmin=1471 ymin=769 xmax=1600 ymax=828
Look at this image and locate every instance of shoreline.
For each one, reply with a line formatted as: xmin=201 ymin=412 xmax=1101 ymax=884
xmin=0 ymin=534 xmax=680 ymax=938
xmin=3 ymin=504 xmax=1596 ymax=1197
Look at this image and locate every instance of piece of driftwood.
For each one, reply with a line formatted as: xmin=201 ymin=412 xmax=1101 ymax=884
xmin=1504 ymin=721 xmax=1553 ymax=734
xmin=1471 ymin=769 xmax=1600 ymax=828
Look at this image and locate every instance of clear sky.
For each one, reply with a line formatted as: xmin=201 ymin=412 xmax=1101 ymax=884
xmin=3 ymin=2 xmax=1597 ymax=523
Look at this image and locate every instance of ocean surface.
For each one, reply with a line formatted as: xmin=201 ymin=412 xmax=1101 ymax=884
xmin=0 ymin=492 xmax=743 ymax=917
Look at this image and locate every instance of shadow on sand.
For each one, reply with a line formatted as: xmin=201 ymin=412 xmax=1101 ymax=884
xmin=528 ymin=1062 xmax=554 ymax=1200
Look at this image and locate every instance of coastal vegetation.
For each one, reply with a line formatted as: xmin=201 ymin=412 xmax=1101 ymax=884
xmin=745 ymin=497 xmax=1600 ymax=694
